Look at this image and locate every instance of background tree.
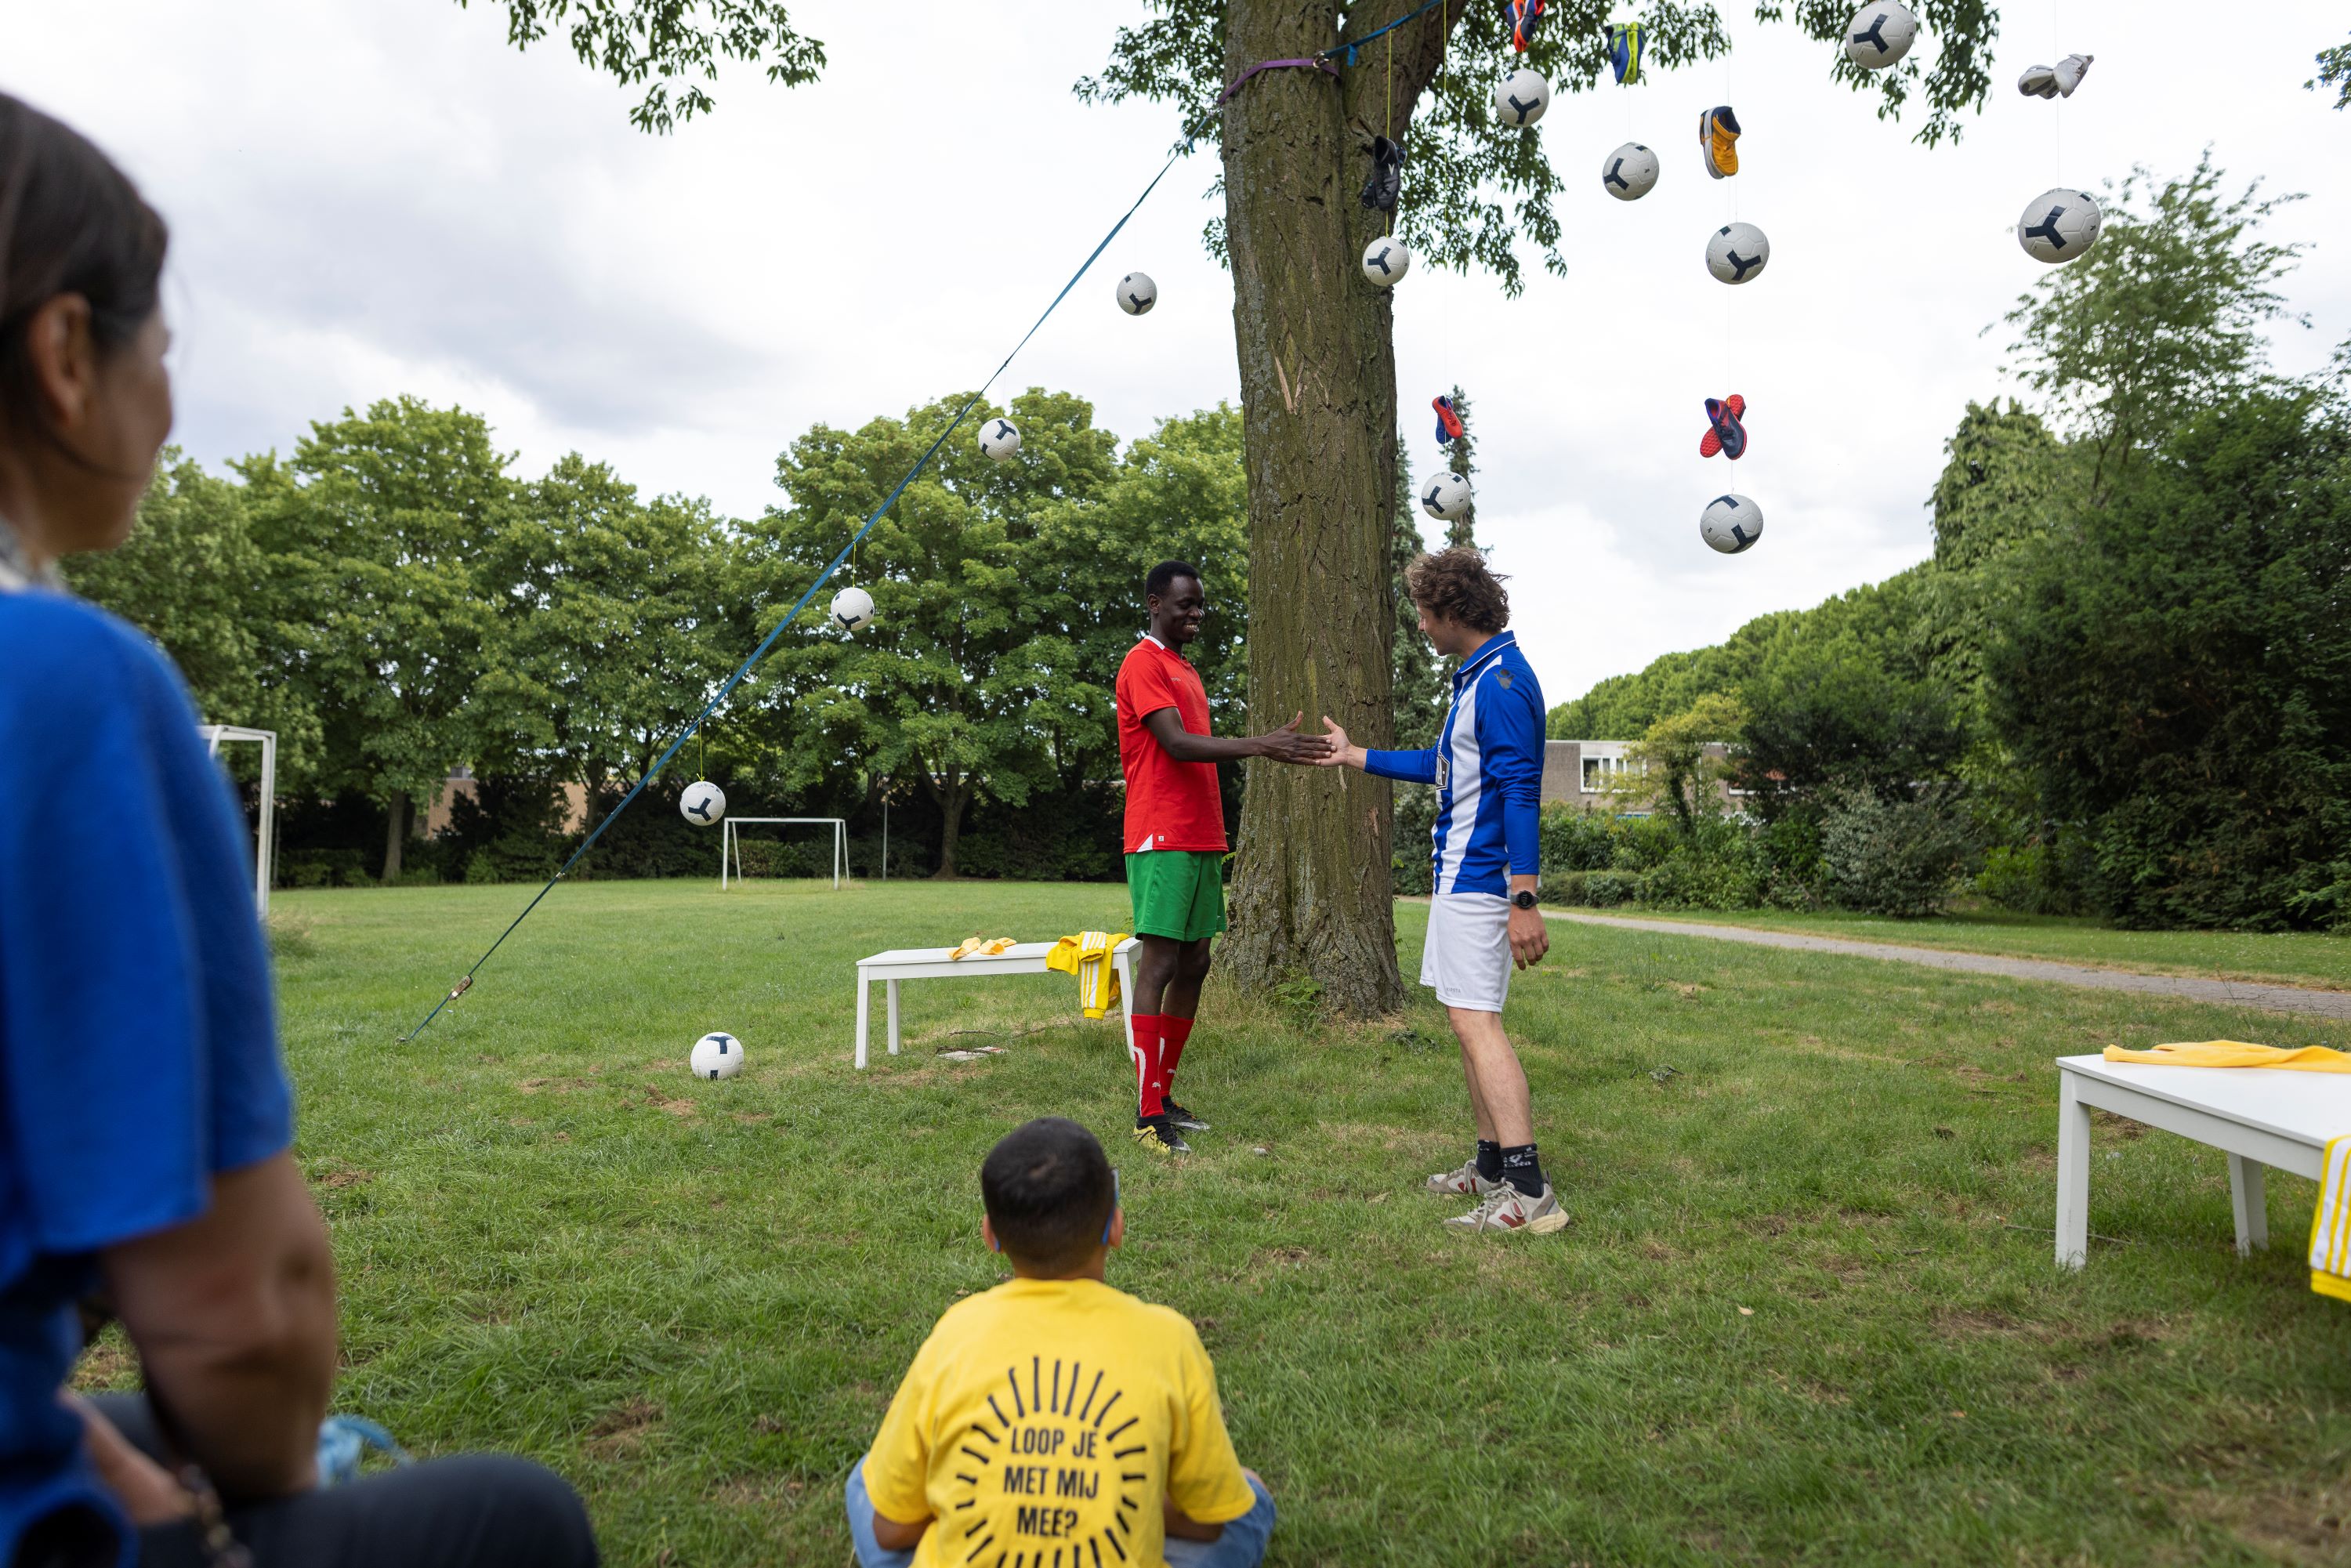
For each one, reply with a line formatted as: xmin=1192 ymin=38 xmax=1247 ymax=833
xmin=251 ymin=399 xmax=513 ymax=883
xmin=1082 ymin=0 xmax=1998 ymax=1012
xmin=751 ymin=389 xmax=1119 ymax=878
xmin=2001 ymin=155 xmax=2305 ymax=498
xmin=456 ymin=0 xmax=825 ymax=131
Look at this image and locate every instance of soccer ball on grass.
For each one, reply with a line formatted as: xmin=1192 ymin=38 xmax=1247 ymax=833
xmin=690 ymin=1032 xmax=744 ymax=1081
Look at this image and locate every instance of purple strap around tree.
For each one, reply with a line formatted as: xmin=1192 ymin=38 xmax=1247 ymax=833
xmin=1215 ymin=56 xmax=1342 ymax=108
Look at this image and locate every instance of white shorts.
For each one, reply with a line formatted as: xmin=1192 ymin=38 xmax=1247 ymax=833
xmin=1420 ymin=893 xmax=1512 ymax=1013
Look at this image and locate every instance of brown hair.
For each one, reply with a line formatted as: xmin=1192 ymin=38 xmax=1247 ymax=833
xmin=0 ymin=93 xmax=168 ymax=443
xmin=1404 ymin=546 xmax=1509 ymax=634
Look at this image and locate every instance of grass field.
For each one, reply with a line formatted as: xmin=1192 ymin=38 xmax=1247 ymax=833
xmin=1549 ymin=904 xmax=2351 ymax=993
xmin=125 ymin=879 xmax=2351 ymax=1565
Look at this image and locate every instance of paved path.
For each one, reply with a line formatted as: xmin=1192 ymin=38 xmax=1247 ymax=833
xmin=1541 ymin=909 xmax=2351 ymax=1021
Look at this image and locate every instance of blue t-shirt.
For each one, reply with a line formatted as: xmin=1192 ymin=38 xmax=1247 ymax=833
xmin=0 ymin=588 xmax=293 ymax=1564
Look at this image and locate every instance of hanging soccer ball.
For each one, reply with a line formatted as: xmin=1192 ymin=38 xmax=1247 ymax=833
xmin=1842 ymin=1 xmax=1918 ymax=68
xmin=2017 ymin=188 xmax=2103 ymax=263
xmin=1421 ymin=470 xmax=1473 ymax=521
xmin=1494 ymin=69 xmax=1552 ymax=128
xmin=1704 ymin=223 xmax=1770 ymax=284
xmin=1116 ymin=271 xmax=1157 ymax=315
xmin=680 ymin=780 xmax=726 ymax=827
xmin=1699 ymin=493 xmax=1765 ymax=554
xmin=1601 ymin=142 xmax=1660 ymax=201
xmin=829 ymin=585 xmax=875 ymax=634
xmin=690 ymin=1031 xmax=744 ymax=1081
xmin=1361 ymin=235 xmax=1412 ymax=286
xmin=977 ymin=418 xmax=1021 ymax=462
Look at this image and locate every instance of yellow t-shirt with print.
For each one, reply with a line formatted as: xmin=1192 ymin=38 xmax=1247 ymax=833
xmin=862 ymin=1276 xmax=1256 ymax=1568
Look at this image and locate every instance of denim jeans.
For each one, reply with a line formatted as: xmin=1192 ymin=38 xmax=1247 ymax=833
xmin=846 ymin=1460 xmax=1275 ymax=1568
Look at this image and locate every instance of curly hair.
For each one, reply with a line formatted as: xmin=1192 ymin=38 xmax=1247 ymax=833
xmin=1403 ymin=547 xmax=1509 ymax=634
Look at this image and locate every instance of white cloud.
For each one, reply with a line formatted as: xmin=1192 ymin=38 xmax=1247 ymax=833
xmin=7 ymin=0 xmax=2345 ymax=711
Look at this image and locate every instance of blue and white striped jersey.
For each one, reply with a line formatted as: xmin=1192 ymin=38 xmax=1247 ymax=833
xmin=1362 ymin=630 xmax=1545 ymax=897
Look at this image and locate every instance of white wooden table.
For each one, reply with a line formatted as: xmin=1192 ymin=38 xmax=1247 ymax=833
xmin=854 ymin=940 xmax=1139 ymax=1068
xmin=2055 ymin=1053 xmax=2351 ymax=1269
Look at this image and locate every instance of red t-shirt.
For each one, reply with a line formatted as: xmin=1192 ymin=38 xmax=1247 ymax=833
xmin=1115 ymin=634 xmax=1226 ymax=853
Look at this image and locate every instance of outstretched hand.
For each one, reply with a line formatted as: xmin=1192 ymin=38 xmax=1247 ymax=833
xmin=1313 ymin=719 xmax=1360 ymax=768
xmin=1255 ymin=711 xmax=1334 ymax=766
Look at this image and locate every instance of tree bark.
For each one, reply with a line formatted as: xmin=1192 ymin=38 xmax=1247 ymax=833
xmin=379 ymin=790 xmax=410 ymax=884
xmin=1217 ymin=0 xmax=1462 ymax=1017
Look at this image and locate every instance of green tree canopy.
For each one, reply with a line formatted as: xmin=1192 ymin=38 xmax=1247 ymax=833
xmin=457 ymin=0 xmax=824 ymax=131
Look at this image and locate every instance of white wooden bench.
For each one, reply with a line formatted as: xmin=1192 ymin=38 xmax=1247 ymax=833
xmin=854 ymin=940 xmax=1139 ymax=1068
xmin=2055 ymin=1053 xmax=2351 ymax=1269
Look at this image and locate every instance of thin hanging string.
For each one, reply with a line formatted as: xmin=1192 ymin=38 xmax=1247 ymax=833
xmin=2052 ymin=0 xmax=2062 ymax=181
xmin=1385 ymin=27 xmax=1396 ymax=237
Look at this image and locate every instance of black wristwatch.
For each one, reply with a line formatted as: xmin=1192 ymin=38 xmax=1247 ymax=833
xmin=1511 ymin=889 xmax=1539 ymax=911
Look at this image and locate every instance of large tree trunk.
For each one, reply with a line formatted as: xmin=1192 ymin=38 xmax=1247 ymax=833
xmin=1217 ymin=0 xmax=1462 ymax=1016
xmin=934 ymin=780 xmax=967 ymax=880
xmin=380 ymin=790 xmax=410 ymax=884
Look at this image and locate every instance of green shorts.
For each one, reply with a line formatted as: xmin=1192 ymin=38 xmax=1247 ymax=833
xmin=1125 ymin=850 xmax=1228 ymax=943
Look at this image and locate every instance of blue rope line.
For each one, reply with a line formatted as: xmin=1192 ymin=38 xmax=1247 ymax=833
xmin=1325 ymin=0 xmax=1454 ymax=67
xmin=400 ymin=137 xmax=1202 ymax=1042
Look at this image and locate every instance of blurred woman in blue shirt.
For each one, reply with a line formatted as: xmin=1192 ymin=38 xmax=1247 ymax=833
xmin=0 ymin=92 xmax=596 ymax=1568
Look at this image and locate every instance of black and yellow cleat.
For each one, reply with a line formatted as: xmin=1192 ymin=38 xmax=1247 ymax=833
xmin=1161 ymin=1099 xmax=1211 ymax=1132
xmin=1133 ymin=1114 xmax=1191 ymax=1155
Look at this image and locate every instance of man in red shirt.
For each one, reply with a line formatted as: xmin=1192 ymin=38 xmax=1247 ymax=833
xmin=1117 ymin=561 xmax=1328 ymax=1153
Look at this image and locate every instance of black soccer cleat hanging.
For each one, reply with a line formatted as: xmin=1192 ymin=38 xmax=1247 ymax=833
xmin=1359 ymin=136 xmax=1405 ymax=212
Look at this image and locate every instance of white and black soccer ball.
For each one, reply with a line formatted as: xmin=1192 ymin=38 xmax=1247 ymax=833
xmin=1116 ymin=271 xmax=1157 ymax=316
xmin=1361 ymin=235 xmax=1412 ymax=286
xmin=829 ymin=585 xmax=875 ymax=634
xmin=1421 ymin=470 xmax=1473 ymax=522
xmin=977 ymin=418 xmax=1021 ymax=462
xmin=1705 ymin=223 xmax=1770 ymax=284
xmin=1699 ymin=493 xmax=1765 ymax=554
xmin=690 ymin=1031 xmax=744 ymax=1081
xmin=679 ymin=779 xmax=726 ymax=827
xmin=1842 ymin=0 xmax=1918 ymax=68
xmin=2017 ymin=187 xmax=2103 ymax=263
xmin=1494 ymin=68 xmax=1552 ymax=128
xmin=1601 ymin=142 xmax=1660 ymax=201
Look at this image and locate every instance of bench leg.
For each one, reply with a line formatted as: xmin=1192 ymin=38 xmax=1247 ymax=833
xmin=887 ymin=979 xmax=902 ymax=1057
xmin=854 ymin=970 xmax=870 ymax=1070
xmin=2229 ymin=1154 xmax=2268 ymax=1256
xmin=2055 ymin=1074 xmax=2092 ymax=1270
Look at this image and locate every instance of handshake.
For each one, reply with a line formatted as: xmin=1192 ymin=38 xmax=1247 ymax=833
xmin=1250 ymin=715 xmax=1369 ymax=771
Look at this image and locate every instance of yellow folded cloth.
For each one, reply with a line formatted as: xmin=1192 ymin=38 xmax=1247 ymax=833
xmin=1045 ymin=930 xmax=1129 ymax=1019
xmin=947 ymin=936 xmax=1018 ymax=961
xmin=2101 ymin=1041 xmax=2351 ymax=1074
xmin=2314 ymin=1136 xmax=2351 ymax=1305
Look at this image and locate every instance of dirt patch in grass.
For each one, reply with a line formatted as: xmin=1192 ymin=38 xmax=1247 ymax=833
xmin=2092 ymin=1109 xmax=2149 ymax=1140
xmin=628 ymin=1084 xmax=700 ymax=1117
xmin=1931 ymin=1306 xmax=2052 ymax=1341
xmin=518 ymin=1077 xmax=592 ymax=1095
xmin=310 ymin=1160 xmax=374 ymax=1190
xmin=2172 ymin=1475 xmax=2350 ymax=1563
xmin=585 ymin=1396 xmax=663 ymax=1458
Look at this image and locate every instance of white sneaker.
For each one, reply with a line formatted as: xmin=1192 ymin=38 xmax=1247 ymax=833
xmin=2052 ymin=53 xmax=2092 ymax=97
xmin=1425 ymin=1159 xmax=1502 ymax=1197
xmin=1443 ymin=1182 xmax=1570 ymax=1235
xmin=2017 ymin=63 xmax=2058 ymax=98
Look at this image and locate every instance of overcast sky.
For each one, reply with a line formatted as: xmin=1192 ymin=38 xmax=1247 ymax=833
xmin=7 ymin=0 xmax=2346 ymax=712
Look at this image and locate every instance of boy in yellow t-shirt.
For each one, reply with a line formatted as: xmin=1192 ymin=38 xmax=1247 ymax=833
xmin=848 ymin=1117 xmax=1276 ymax=1568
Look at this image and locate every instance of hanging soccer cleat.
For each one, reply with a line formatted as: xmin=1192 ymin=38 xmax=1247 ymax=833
xmin=1433 ymin=395 xmax=1466 ymax=447
xmin=1699 ymin=104 xmax=1741 ymax=179
xmin=1506 ymin=0 xmax=1546 ymax=53
xmin=1608 ymin=23 xmax=1643 ymax=84
xmin=1697 ymin=395 xmax=1748 ymax=460
xmin=1360 ymin=136 xmax=1406 ymax=212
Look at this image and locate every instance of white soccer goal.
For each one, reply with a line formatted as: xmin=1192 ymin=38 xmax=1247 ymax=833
xmin=199 ymin=724 xmax=277 ymax=918
xmin=720 ymin=817 xmax=847 ymax=890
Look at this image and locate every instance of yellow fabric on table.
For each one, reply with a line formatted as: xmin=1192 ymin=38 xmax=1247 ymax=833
xmin=1045 ymin=930 xmax=1129 ymax=1018
xmin=947 ymin=936 xmax=1018 ymax=961
xmin=2100 ymin=1041 xmax=2351 ymax=1074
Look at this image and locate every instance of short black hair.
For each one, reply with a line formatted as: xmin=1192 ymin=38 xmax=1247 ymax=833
xmin=1145 ymin=559 xmax=1201 ymax=602
xmin=981 ymin=1117 xmax=1115 ymax=1273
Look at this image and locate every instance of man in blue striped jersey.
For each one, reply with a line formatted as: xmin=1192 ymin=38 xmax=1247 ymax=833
xmin=1318 ymin=549 xmax=1565 ymax=1234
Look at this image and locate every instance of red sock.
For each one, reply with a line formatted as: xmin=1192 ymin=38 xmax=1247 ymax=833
xmin=1160 ymin=1016 xmax=1194 ymax=1101
xmin=1130 ymin=1013 xmax=1165 ymax=1118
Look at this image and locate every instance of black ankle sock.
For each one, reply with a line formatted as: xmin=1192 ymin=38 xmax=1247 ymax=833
xmin=1499 ymin=1143 xmax=1545 ymax=1197
xmin=1474 ymin=1139 xmax=1503 ymax=1182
